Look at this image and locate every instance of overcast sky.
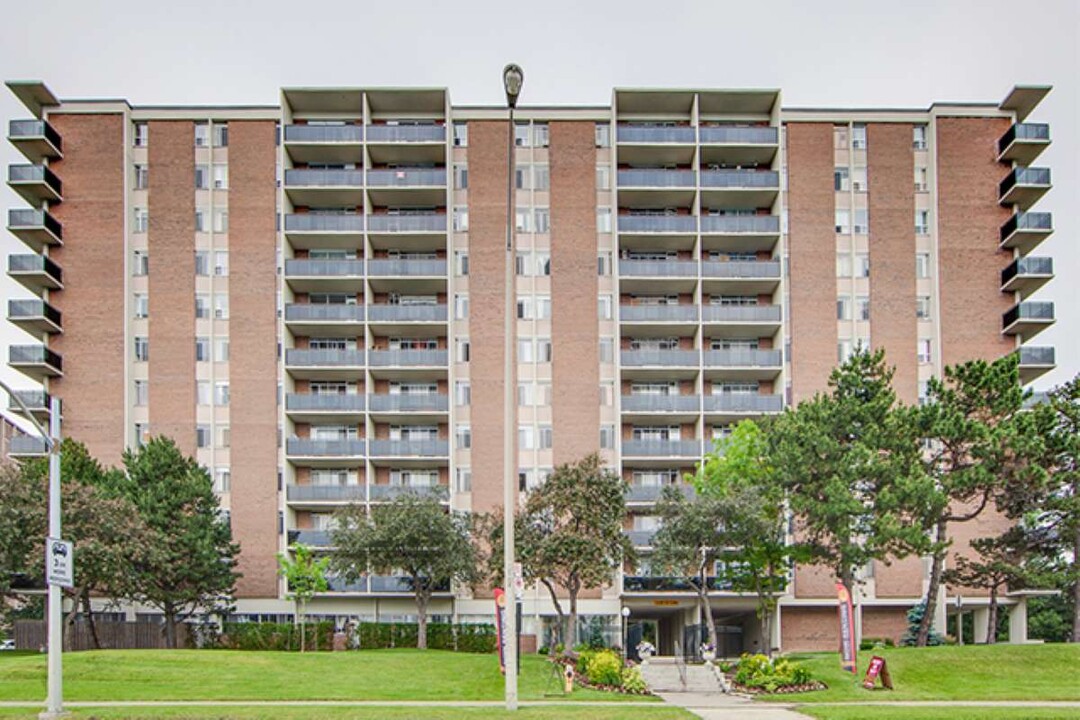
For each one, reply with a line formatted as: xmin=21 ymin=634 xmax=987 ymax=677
xmin=0 ymin=0 xmax=1076 ymax=408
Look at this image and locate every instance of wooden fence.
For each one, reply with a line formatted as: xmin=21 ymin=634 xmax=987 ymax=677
xmin=14 ymin=619 xmax=191 ymax=651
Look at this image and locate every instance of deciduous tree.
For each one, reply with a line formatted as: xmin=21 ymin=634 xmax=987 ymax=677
xmin=277 ymin=544 xmax=329 ymax=652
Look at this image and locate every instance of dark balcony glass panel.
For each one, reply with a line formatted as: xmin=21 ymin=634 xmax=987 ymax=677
xmin=283 ymin=125 xmax=363 ymax=143
xmin=284 ymin=214 xmax=364 ymax=233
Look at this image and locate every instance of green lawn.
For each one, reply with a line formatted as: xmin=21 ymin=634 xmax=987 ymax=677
xmin=769 ymin=644 xmax=1080 ymax=704
xmin=0 ymin=708 xmax=692 ymax=720
xmin=0 ymin=649 xmax=656 ymax=703
xmin=799 ymin=708 xmax=1080 ymax=720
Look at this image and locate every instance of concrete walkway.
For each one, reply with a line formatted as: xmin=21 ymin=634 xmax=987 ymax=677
xmin=657 ymin=692 xmax=813 ymax=720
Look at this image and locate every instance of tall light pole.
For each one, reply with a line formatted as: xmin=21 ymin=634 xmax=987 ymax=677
xmin=502 ymin=62 xmax=523 ymax=713
xmin=0 ymin=382 xmax=63 ymax=719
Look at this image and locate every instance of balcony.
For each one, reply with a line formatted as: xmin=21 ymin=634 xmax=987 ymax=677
xmin=368 ymin=394 xmax=449 ymax=413
xmin=284 ymin=349 xmax=364 ymax=381
xmin=284 ymin=214 xmax=363 ymax=251
xmin=367 ymin=304 xmax=447 ymax=324
xmin=368 ymin=439 xmax=449 ymax=459
xmin=626 ymin=484 xmax=695 ymax=504
xmin=286 ymin=438 xmax=365 ymax=461
xmin=617 ymin=125 xmax=695 ymax=144
xmin=999 ymin=167 xmax=1051 ymax=210
xmin=8 ymin=389 xmax=51 ymax=419
xmin=619 ymin=260 xmax=698 ymax=278
xmin=703 ymin=393 xmax=783 ymax=415
xmin=284 ymin=304 xmax=364 ymax=337
xmin=622 ymin=440 xmax=703 ymax=458
xmin=1016 ymin=346 xmax=1055 ymax=384
xmin=283 ymin=125 xmax=363 ymax=163
xmin=369 ymin=575 xmax=450 ymax=593
xmin=285 ymin=393 xmax=366 ymax=422
xmin=8 ymin=165 xmax=62 ymax=204
xmin=8 ymin=254 xmax=62 ymax=292
xmin=623 ymin=530 xmax=658 ymax=548
xmin=367 ymin=215 xmax=447 ymax=249
xmin=701 ymin=305 xmax=781 ymax=330
xmin=618 ymin=169 xmax=696 ymax=188
xmin=368 ymin=349 xmax=448 ymax=368
xmin=8 ymin=120 xmax=62 ymax=161
xmin=366 ymin=125 xmax=446 ymax=143
xmin=702 ymin=260 xmax=781 ymax=294
xmin=9 ymin=344 xmax=62 ymax=379
xmin=284 ymin=259 xmax=364 ymax=293
xmin=367 ymin=259 xmax=447 ymax=277
xmin=1002 ymin=301 xmax=1054 ymax=339
xmin=286 ymin=484 xmax=367 ymax=503
xmin=1000 ymin=211 xmax=1052 ymax=254
xmin=8 ymin=435 xmax=47 ymax=458
xmin=700 ymin=170 xmax=779 ymax=210
xmin=324 ymin=576 xmax=368 ymax=593
xmin=291 ymin=530 xmax=332 ymax=548
xmin=623 ymin=576 xmax=732 ymax=592
xmin=700 ymin=215 xmax=780 ymax=253
xmin=283 ymin=169 xmax=364 ymax=206
xmin=8 ymin=209 xmax=63 ymax=252
xmin=620 ymin=350 xmax=698 ymax=368
xmin=367 ymin=169 xmax=446 ymax=206
xmin=8 ymin=299 xmax=62 ymax=334
xmin=620 ymin=394 xmax=700 ymax=415
xmin=620 ymin=305 xmax=698 ymax=323
xmin=998 ymin=123 xmax=1050 ymax=164
xmin=1001 ymin=256 xmax=1053 ymax=294
xmin=703 ymin=349 xmax=782 ymax=381
xmin=618 ymin=170 xmax=695 ymax=208
xmin=699 ymin=126 xmax=778 ymax=166
xmin=369 ymin=484 xmax=449 ymax=502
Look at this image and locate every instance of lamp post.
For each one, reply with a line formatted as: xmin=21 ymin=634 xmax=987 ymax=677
xmin=0 ymin=383 xmax=63 ymax=719
xmin=621 ymin=606 xmax=631 ymax=661
xmin=502 ymin=62 xmax=523 ymax=713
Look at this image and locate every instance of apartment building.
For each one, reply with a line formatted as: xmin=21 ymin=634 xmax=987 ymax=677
xmin=4 ymin=80 xmax=1055 ymax=653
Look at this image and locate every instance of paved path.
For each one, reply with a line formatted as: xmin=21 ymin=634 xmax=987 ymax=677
xmin=657 ymin=692 xmax=813 ymax=720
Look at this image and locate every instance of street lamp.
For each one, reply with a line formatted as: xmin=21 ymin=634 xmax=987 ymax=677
xmin=0 ymin=383 xmax=63 ymax=719
xmin=621 ymin=606 xmax=631 ymax=661
xmin=502 ymin=62 xmax=524 ymax=713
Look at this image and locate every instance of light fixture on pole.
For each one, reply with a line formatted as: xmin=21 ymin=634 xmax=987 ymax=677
xmin=0 ymin=382 xmax=63 ymax=719
xmin=621 ymin=606 xmax=631 ymax=661
xmin=502 ymin=61 xmax=523 ymax=713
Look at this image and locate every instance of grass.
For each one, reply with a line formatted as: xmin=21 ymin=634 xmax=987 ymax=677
xmin=0 ymin=709 xmax=693 ymax=720
xmin=799 ymin=708 xmax=1080 ymax=720
xmin=765 ymin=644 xmax=1080 ymax=704
xmin=0 ymin=649 xmax=656 ymax=703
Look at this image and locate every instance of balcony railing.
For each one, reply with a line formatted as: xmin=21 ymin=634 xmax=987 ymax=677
xmin=8 ymin=389 xmax=49 ymax=412
xmin=285 ymin=394 xmax=366 ymax=412
xmin=286 ymin=438 xmax=365 ymax=457
xmin=283 ymin=125 xmax=363 ymax=143
xmin=999 ymin=167 xmax=1050 ymax=198
xmin=620 ymin=305 xmax=698 ymax=322
xmin=619 ymin=260 xmax=698 ymax=277
xmin=1001 ymin=256 xmax=1053 ymax=287
xmin=703 ymin=349 xmax=782 ymax=367
xmin=369 ymin=575 xmax=450 ymax=592
xmin=369 ymin=484 xmax=449 ymax=501
xmin=284 ymin=304 xmax=365 ymax=323
xmin=9 ymin=345 xmax=62 ymax=372
xmin=623 ymin=530 xmax=658 ymax=547
xmin=368 ymin=439 xmax=449 ymax=457
xmin=701 ymin=305 xmax=781 ymax=323
xmin=703 ymin=394 xmax=783 ymax=413
xmin=368 ymin=349 xmax=448 ymax=367
xmin=292 ymin=530 xmax=332 ymax=547
xmin=367 ymin=215 xmax=447 ymax=233
xmin=626 ymin=484 xmax=695 ymax=503
xmin=700 ymin=215 xmax=779 ymax=234
xmin=617 ymin=215 xmax=696 ymax=234
xmin=9 ymin=254 xmax=63 ymax=285
xmin=1003 ymin=302 xmax=1054 ymax=330
xmin=367 ymin=305 xmax=447 ymax=323
xmin=621 ymin=395 xmax=700 ymax=413
xmin=618 ymin=169 xmax=695 ymax=188
xmin=702 ymin=261 xmax=780 ymax=279
xmin=9 ymin=435 xmax=47 ymax=456
xmin=367 ymin=259 xmax=447 ymax=276
xmin=620 ymin=350 xmax=698 ymax=367
xmin=367 ymin=169 xmax=446 ymax=187
xmin=284 ymin=349 xmax=365 ymax=366
xmin=622 ymin=440 xmax=703 ymax=457
xmin=1017 ymin=346 xmax=1055 ymax=366
xmin=998 ymin=123 xmax=1049 ymax=155
xmin=9 ymin=299 xmax=61 ymax=327
xmin=617 ymin=126 xmax=695 ymax=144
xmin=365 ymin=125 xmax=446 ymax=143
xmin=368 ymin=394 xmax=449 ymax=412
xmin=8 ymin=208 xmax=63 ymax=241
xmin=284 ymin=169 xmax=364 ymax=187
xmin=284 ymin=259 xmax=364 ymax=278
xmin=8 ymin=164 xmax=62 ymax=198
xmin=284 ymin=214 xmax=364 ymax=233
xmin=700 ymin=170 xmax=779 ymax=189
xmin=286 ymin=484 xmax=367 ymax=502
xmin=1000 ymin=212 xmax=1052 ymax=243
xmin=325 ymin=576 xmax=368 ymax=593
xmin=9 ymin=119 xmax=62 ymax=154
xmin=623 ymin=576 xmax=732 ymax=592
xmin=699 ymin=126 xmax=778 ymax=145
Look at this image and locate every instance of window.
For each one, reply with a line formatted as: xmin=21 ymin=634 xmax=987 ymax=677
xmin=834 ymin=167 xmax=850 ymax=191
xmin=517 ymin=382 xmax=534 ymax=407
xmin=195 ymin=123 xmax=209 ymax=147
xmin=454 ymin=294 xmax=469 ymax=320
xmin=855 ymin=253 xmax=870 ymax=278
xmin=836 ymin=254 xmax=852 ymax=277
xmin=452 ymin=122 xmax=467 ymax=147
xmin=215 ymin=338 xmax=229 ymax=362
xmin=453 ymin=206 xmax=469 ymax=232
xmin=538 ymin=425 xmax=553 ymax=449
xmin=533 ymin=165 xmax=550 ymax=190
xmin=134 ymin=423 xmax=150 ymax=447
xmin=918 ymin=339 xmax=932 ymax=364
xmin=595 ymin=123 xmax=611 ymax=147
xmin=214 ymin=382 xmax=230 ymax=406
xmin=514 ymin=123 xmax=531 ymax=147
xmin=217 ymin=425 xmax=230 ymax=448
xmin=600 ymin=382 xmax=614 ymax=406
xmin=517 ymin=337 xmax=534 ymax=362
xmin=915 ymin=166 xmax=928 ymax=192
xmin=596 ymin=164 xmax=611 ymax=190
xmin=515 ymin=206 xmax=532 ymax=233
xmin=838 ymin=339 xmax=852 ymax=363
xmin=455 ymin=338 xmax=470 ymax=362
xmin=133 ymin=122 xmax=148 ymax=147
xmin=598 ymin=252 xmax=611 ymax=276
xmin=833 ymin=125 xmax=849 ymax=149
xmin=835 ymin=209 xmax=850 ymax=234
xmin=518 ymin=425 xmax=535 ymax=450
xmin=516 ymin=297 xmax=533 ymax=320
xmin=916 ymin=296 xmax=931 ymax=320
xmin=133 ymin=250 xmax=149 ymax=276
xmin=454 ymin=251 xmax=469 ymax=276
xmin=195 ymin=294 xmax=210 ymax=319
xmin=214 ymin=251 xmax=229 ymax=276
xmin=533 ymin=123 xmax=549 ymax=148
xmin=852 ymin=124 xmax=867 ymax=149
xmin=455 ymin=381 xmax=471 ymax=406
xmin=600 ymin=425 xmax=615 ymax=449
xmin=134 ymin=336 xmax=149 ymax=361
xmin=537 ymin=338 xmax=552 ymax=363
xmin=853 ymin=209 xmax=869 ymax=235
xmin=212 ymin=164 xmax=228 ymax=190
xmin=916 ymin=253 xmax=931 ymax=279
xmin=212 ymin=123 xmax=228 ymax=147
xmin=455 ymin=467 xmax=472 ymax=493
xmin=852 ymin=166 xmax=868 ymax=192
xmin=534 ymin=208 xmax=550 ymax=234
xmin=195 ymin=251 xmax=209 ymax=276
xmin=194 ymin=208 xmax=206 ymax=232
xmin=915 ymin=210 xmax=930 ymax=235
xmin=134 ymin=293 xmax=149 ymax=319
xmin=197 ymin=381 xmax=211 ymax=406
xmin=535 ymin=296 xmax=551 ymax=320
xmin=535 ymin=252 xmax=551 ymax=276
xmin=134 ymin=380 xmax=148 ymax=406
xmin=214 ymin=468 xmax=231 ymax=493
xmin=913 ymin=125 xmax=928 ymax=150
xmin=856 ymin=296 xmax=870 ymax=321
xmin=214 ymin=293 xmax=229 ymax=319
xmin=598 ymin=295 xmax=612 ymax=320
xmin=195 ymin=337 xmax=210 ymax=362
xmin=596 ymin=207 xmax=612 ymax=233
xmin=453 ymin=164 xmax=468 ymax=190
xmin=213 ymin=209 xmax=228 ymax=233
xmin=837 ymin=296 xmax=851 ymax=321
xmin=133 ymin=207 xmax=149 ymax=233
xmin=918 ymin=381 xmax=930 ymax=406
xmin=599 ymin=337 xmax=614 ymax=363
xmin=134 ymin=164 xmax=148 ymax=190
xmin=455 ymin=424 xmax=471 ymax=450
xmin=196 ymin=425 xmax=211 ymax=449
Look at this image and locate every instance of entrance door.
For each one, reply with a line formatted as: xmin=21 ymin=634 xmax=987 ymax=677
xmin=627 ymin=620 xmax=658 ymax=661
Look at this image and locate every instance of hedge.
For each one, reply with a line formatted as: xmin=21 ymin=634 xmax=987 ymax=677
xmin=216 ymin=621 xmax=496 ymax=653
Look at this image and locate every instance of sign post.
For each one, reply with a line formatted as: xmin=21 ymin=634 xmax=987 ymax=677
xmin=835 ymin=582 xmax=857 ymax=675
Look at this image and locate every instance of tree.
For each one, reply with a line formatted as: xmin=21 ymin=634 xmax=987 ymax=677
xmin=331 ymin=493 xmax=477 ymax=649
xmin=114 ymin=436 xmax=239 ymax=648
xmin=910 ymin=355 xmax=1038 ymax=646
xmin=694 ymin=420 xmax=792 ymax=656
xmin=769 ymin=349 xmax=920 ymax=615
xmin=277 ymin=544 xmax=329 ymax=652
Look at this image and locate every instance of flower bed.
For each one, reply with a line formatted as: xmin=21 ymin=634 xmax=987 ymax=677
xmin=726 ymin=653 xmax=826 ymax=695
xmin=550 ymin=649 xmax=651 ymax=695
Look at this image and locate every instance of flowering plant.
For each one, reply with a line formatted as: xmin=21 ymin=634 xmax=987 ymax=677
xmin=636 ymin=640 xmax=656 ymax=657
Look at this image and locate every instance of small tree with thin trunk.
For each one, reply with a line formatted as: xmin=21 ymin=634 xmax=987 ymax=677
xmin=277 ymin=544 xmax=329 ymax=652
xmin=331 ymin=493 xmax=477 ymax=649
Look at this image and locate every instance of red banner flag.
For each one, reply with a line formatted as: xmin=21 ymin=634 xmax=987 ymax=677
xmin=494 ymin=588 xmax=508 ymax=674
xmin=836 ymin=582 xmax=857 ymax=675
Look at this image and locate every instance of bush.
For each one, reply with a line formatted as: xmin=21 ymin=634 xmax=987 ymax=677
xmin=585 ymin=649 xmax=623 ymax=687
xmin=900 ymin=604 xmax=944 ymax=646
xmin=621 ymin=665 xmax=647 ymax=693
xmin=220 ymin=622 xmax=335 ymax=651
xmin=859 ymin=636 xmax=896 ymax=651
xmin=575 ymin=648 xmax=596 ymax=676
xmin=218 ymin=621 xmax=495 ymax=653
xmin=733 ymin=653 xmax=813 ymax=692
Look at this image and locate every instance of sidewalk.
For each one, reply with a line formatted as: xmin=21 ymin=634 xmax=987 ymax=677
xmin=657 ymin=692 xmax=813 ymax=720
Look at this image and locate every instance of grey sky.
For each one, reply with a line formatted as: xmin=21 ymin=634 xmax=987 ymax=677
xmin=1 ymin=0 xmax=1076 ymax=405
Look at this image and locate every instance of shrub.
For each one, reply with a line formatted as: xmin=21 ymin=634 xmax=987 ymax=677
xmin=859 ymin=636 xmax=896 ymax=651
xmin=620 ymin=665 xmax=648 ymax=693
xmin=575 ymin=648 xmax=596 ymax=676
xmin=585 ymin=648 xmax=623 ymax=687
xmin=220 ymin=621 xmax=335 ymax=651
xmin=900 ymin=604 xmax=944 ymax=646
xmin=733 ymin=653 xmax=813 ymax=692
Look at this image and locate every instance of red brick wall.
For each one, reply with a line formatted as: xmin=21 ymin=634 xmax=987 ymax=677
xmin=781 ymin=606 xmax=838 ymax=652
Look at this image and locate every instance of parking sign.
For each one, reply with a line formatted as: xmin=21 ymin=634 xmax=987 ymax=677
xmin=46 ymin=538 xmax=73 ymax=588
